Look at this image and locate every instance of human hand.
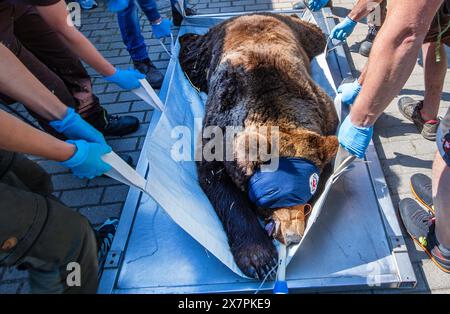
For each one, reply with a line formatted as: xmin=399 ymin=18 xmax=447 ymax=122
xmin=338 ymin=115 xmax=373 ymax=159
xmin=330 ymin=17 xmax=357 ymax=41
xmin=306 ymin=0 xmax=329 ymax=11
xmin=104 ymin=67 xmax=145 ymax=90
xmin=50 ymin=108 xmax=106 ymax=144
xmin=337 ymin=79 xmax=362 ymax=106
xmin=61 ymin=140 xmax=112 ymax=179
xmin=151 ymin=18 xmax=173 ymax=39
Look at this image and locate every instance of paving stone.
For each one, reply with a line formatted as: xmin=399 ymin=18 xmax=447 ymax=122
xmin=60 ymin=188 xmax=104 ymax=208
xmin=102 ymin=185 xmax=130 ymax=204
xmin=52 ymin=173 xmax=89 ymax=191
xmin=78 ymin=203 xmax=123 ymax=225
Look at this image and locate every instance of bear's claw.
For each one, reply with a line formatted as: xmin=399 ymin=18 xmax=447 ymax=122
xmin=232 ymin=234 xmax=278 ymax=280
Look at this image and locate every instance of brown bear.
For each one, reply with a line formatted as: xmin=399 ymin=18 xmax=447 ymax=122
xmin=179 ymin=13 xmax=339 ymax=279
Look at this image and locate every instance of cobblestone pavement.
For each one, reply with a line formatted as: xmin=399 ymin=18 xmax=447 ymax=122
xmin=1 ymin=0 xmax=449 ymax=294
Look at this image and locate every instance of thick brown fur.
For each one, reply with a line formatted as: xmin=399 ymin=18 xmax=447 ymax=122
xmin=179 ymin=13 xmax=339 ymax=279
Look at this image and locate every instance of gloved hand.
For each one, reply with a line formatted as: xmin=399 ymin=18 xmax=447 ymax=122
xmin=49 ymin=108 xmax=105 ymax=144
xmin=306 ymin=0 xmax=329 ymax=11
xmin=107 ymin=0 xmax=129 ymax=12
xmin=104 ymin=67 xmax=145 ymax=90
xmin=337 ymin=79 xmax=362 ymax=106
xmin=338 ymin=115 xmax=373 ymax=159
xmin=151 ymin=18 xmax=173 ymax=39
xmin=330 ymin=17 xmax=357 ymax=41
xmin=61 ymin=140 xmax=112 ymax=179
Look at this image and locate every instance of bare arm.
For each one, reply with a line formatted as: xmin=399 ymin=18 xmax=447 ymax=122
xmin=351 ymin=0 xmax=443 ymax=126
xmin=348 ymin=0 xmax=385 ymax=22
xmin=0 ymin=109 xmax=75 ymax=161
xmin=0 ymin=44 xmax=67 ymax=120
xmin=36 ymin=1 xmax=115 ymax=77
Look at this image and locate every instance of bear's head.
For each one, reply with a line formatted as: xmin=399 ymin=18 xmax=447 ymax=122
xmin=251 ymin=129 xmax=338 ymax=245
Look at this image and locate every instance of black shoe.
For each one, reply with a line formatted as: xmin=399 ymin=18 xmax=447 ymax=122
xmin=172 ymin=4 xmax=196 ymax=27
xmin=95 ymin=217 xmax=119 ymax=278
xmin=399 ymin=198 xmax=450 ymax=273
xmin=102 ymin=114 xmax=139 ymax=137
xmin=133 ymin=58 xmax=164 ymax=89
xmin=410 ymin=174 xmax=434 ymax=214
xmin=359 ymin=26 xmax=378 ymax=57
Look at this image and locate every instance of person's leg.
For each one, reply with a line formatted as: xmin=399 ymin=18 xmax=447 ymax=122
xmin=0 ymin=151 xmax=98 ymax=293
xmin=117 ymin=0 xmax=150 ymax=62
xmin=13 ymin=6 xmax=99 ymax=118
xmin=434 ymin=108 xmax=450 ymax=249
xmin=396 ymin=6 xmax=449 ymax=141
xmin=420 ymin=41 xmax=447 ymax=121
xmin=359 ymin=0 xmax=387 ymax=57
xmin=117 ymin=0 xmax=163 ymax=88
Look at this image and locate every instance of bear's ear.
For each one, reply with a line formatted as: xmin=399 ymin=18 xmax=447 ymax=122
xmin=285 ymin=15 xmax=327 ymax=60
xmin=319 ymin=135 xmax=339 ymax=165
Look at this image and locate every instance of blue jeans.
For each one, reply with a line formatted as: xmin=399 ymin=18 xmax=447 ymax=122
xmin=117 ymin=0 xmax=180 ymax=62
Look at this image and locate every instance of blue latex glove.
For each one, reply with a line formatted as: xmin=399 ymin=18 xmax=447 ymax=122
xmin=337 ymin=79 xmax=362 ymax=106
xmin=338 ymin=115 xmax=373 ymax=159
xmin=151 ymin=18 xmax=173 ymax=39
xmin=307 ymin=0 xmax=329 ymax=11
xmin=107 ymin=0 xmax=129 ymax=12
xmin=61 ymin=140 xmax=112 ymax=179
xmin=330 ymin=17 xmax=357 ymax=41
xmin=104 ymin=67 xmax=145 ymax=90
xmin=49 ymin=108 xmax=105 ymax=144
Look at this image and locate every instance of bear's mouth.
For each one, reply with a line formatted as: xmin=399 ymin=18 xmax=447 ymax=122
xmin=264 ymin=204 xmax=312 ymax=245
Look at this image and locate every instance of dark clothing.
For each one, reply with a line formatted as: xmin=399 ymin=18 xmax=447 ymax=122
xmin=424 ymin=2 xmax=450 ymax=45
xmin=0 ymin=151 xmax=98 ymax=293
xmin=0 ymin=2 xmax=107 ymax=137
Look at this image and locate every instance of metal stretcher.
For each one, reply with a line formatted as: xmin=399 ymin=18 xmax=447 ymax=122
xmin=98 ymin=9 xmax=416 ymax=293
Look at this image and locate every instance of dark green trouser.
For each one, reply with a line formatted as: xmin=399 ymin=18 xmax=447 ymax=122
xmin=0 ymin=150 xmax=98 ymax=293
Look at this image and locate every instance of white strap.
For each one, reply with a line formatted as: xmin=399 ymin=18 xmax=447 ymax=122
xmin=102 ymin=152 xmax=147 ymax=192
xmin=132 ymin=79 xmax=166 ymax=111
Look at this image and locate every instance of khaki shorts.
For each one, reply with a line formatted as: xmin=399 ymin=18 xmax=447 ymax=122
xmin=424 ymin=3 xmax=450 ymax=46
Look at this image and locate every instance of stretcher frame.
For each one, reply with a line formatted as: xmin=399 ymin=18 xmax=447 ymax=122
xmin=98 ymin=8 xmax=416 ymax=294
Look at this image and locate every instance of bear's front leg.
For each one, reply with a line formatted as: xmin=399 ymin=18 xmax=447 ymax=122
xmin=197 ymin=160 xmax=278 ymax=279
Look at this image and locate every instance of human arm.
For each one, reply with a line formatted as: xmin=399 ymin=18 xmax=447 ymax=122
xmin=0 ymin=109 xmax=75 ymax=161
xmin=36 ymin=1 xmax=144 ymax=88
xmin=330 ymin=0 xmax=385 ymax=40
xmin=0 ymin=43 xmax=105 ymax=143
xmin=338 ymin=0 xmax=444 ymax=157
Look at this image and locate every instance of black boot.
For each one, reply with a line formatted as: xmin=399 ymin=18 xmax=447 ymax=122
xmin=85 ymin=107 xmax=139 ymax=137
xmin=359 ymin=25 xmax=378 ymax=57
xmin=133 ymin=58 xmax=164 ymax=89
xmin=172 ymin=4 xmax=196 ymax=27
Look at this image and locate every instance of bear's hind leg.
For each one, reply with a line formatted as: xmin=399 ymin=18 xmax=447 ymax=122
xmin=197 ymin=161 xmax=278 ymax=279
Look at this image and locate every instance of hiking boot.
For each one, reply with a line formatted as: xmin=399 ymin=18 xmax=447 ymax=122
xmin=410 ymin=173 xmax=434 ymax=214
xmin=359 ymin=25 xmax=378 ymax=57
xmin=399 ymin=198 xmax=450 ymax=273
xmin=95 ymin=217 xmax=119 ymax=278
xmin=133 ymin=58 xmax=164 ymax=89
xmin=82 ymin=98 xmax=139 ymax=137
xmin=172 ymin=4 xmax=196 ymax=27
xmin=397 ymin=97 xmax=439 ymax=141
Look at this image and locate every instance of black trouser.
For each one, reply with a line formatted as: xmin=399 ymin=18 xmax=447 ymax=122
xmin=0 ymin=2 xmax=108 ymax=137
xmin=0 ymin=151 xmax=98 ymax=293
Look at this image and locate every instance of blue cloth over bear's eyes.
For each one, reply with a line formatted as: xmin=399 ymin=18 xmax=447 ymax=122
xmin=248 ymin=157 xmax=320 ymax=209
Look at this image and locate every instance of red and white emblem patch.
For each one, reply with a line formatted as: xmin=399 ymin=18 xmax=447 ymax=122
xmin=309 ymin=173 xmax=319 ymax=195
